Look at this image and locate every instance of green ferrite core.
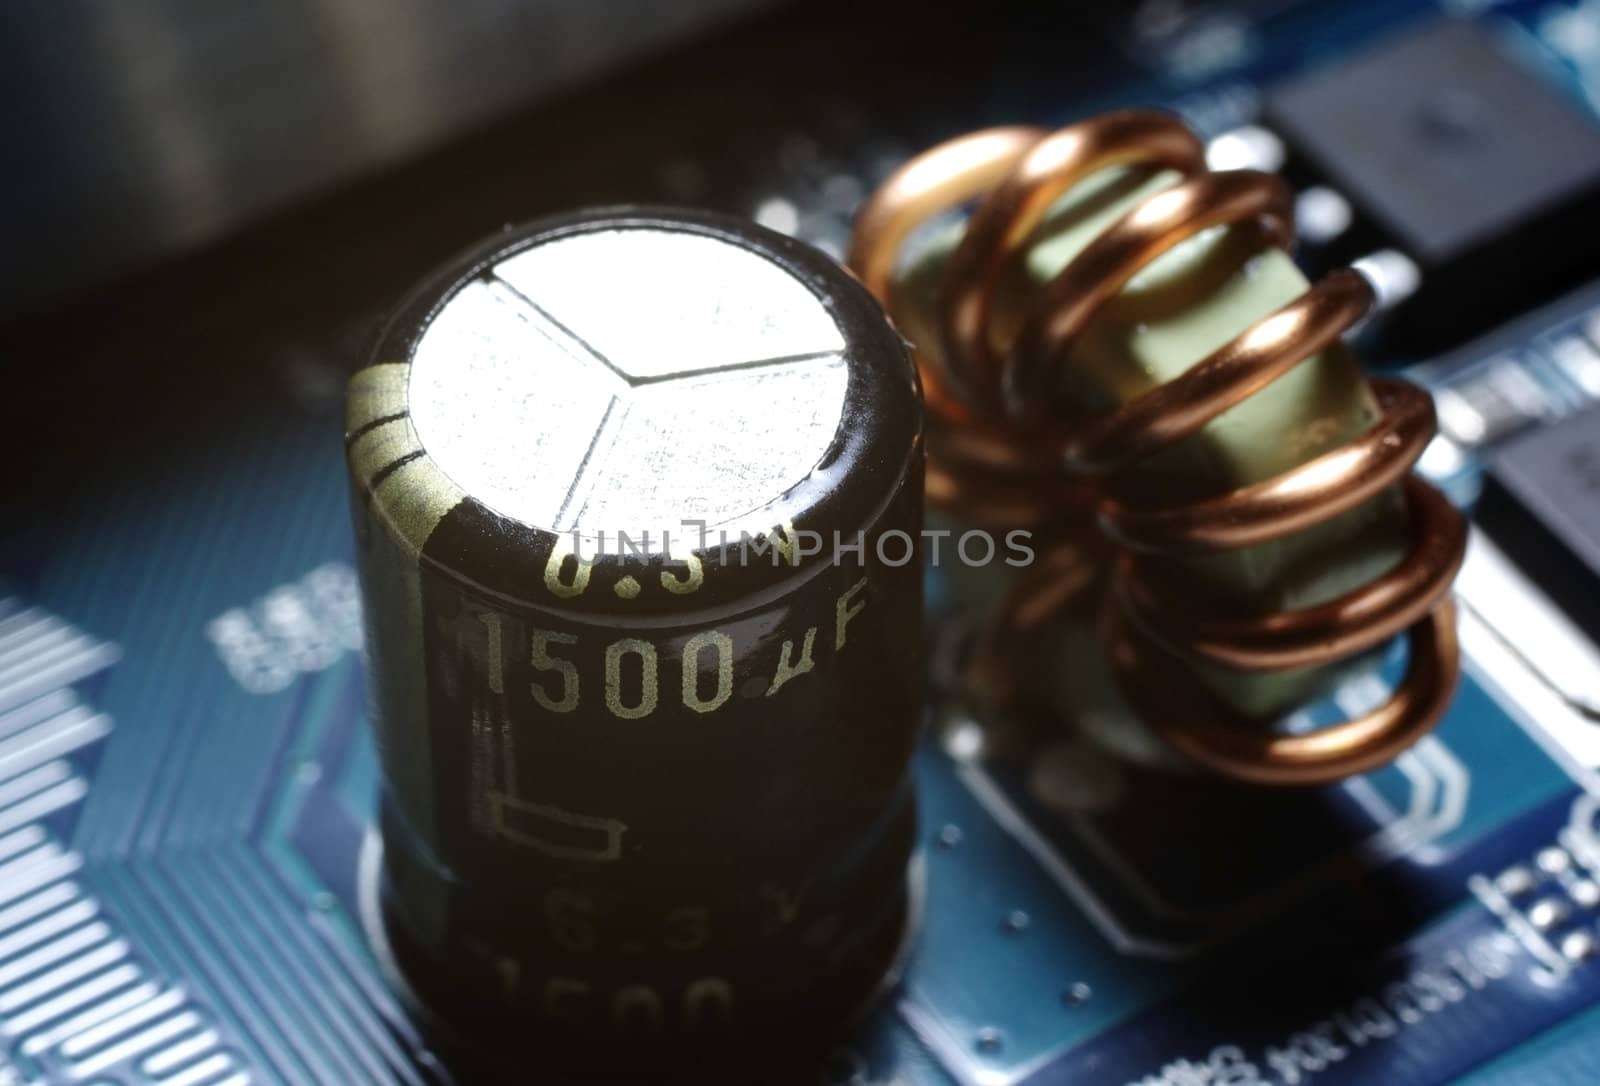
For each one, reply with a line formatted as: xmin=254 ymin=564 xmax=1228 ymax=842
xmin=898 ymin=165 xmax=1409 ymax=724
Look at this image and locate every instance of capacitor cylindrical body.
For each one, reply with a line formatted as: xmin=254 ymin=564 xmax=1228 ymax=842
xmin=345 ymin=208 xmax=923 ymax=1056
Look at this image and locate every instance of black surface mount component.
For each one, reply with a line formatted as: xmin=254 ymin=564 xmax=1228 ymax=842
xmin=1481 ymin=404 xmax=1600 ymax=636
xmin=1267 ymin=18 xmax=1600 ymax=350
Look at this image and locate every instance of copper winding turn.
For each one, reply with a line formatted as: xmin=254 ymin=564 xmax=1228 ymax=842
xmin=848 ymin=109 xmax=1468 ymax=785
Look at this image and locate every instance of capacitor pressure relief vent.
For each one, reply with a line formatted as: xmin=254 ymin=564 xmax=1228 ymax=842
xmin=345 ymin=208 xmax=924 ymax=1067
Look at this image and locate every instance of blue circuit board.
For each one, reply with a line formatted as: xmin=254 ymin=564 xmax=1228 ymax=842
xmin=5 ymin=0 xmax=1600 ymax=1083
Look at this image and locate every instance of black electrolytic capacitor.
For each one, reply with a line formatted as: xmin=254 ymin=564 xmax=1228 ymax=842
xmin=345 ymin=207 xmax=924 ymax=1059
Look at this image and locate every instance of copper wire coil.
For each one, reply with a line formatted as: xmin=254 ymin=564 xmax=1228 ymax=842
xmin=849 ymin=109 xmax=1468 ymax=785
xmin=848 ymin=125 xmax=1100 ymax=529
xmin=925 ymin=416 xmax=1094 ymax=532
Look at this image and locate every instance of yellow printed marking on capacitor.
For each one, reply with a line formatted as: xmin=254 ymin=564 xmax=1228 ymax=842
xmin=681 ymin=630 xmax=733 ymax=714
xmin=369 ymin=455 xmax=466 ymax=558
xmin=605 ymin=638 xmax=659 ymax=720
xmin=490 ymin=792 xmax=626 ymax=862
xmin=545 ymin=537 xmax=594 ymax=598
xmin=345 ymin=362 xmax=411 ymax=432
xmin=479 ymin=612 xmax=505 ymax=695
xmin=659 ymin=550 xmax=704 ymax=595
xmin=771 ymin=518 xmax=801 ymax=566
xmin=834 ymin=577 xmax=868 ymax=650
xmin=484 ymin=574 xmax=875 ymax=722
xmin=350 ymin=416 xmax=422 ymax=489
xmin=683 ymin=979 xmax=734 ymax=1027
xmin=766 ymin=628 xmax=817 ymax=696
xmin=530 ymin=629 xmax=580 ymax=713
xmin=345 ymin=361 xmax=467 ymax=558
